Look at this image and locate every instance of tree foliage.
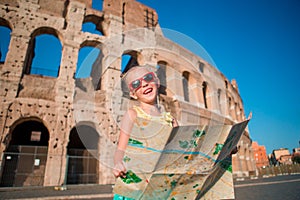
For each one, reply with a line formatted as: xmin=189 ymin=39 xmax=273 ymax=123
xmin=292 ymin=153 xmax=300 ymax=164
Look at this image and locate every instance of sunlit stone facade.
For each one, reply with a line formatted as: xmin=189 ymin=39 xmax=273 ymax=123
xmin=0 ymin=0 xmax=255 ymax=186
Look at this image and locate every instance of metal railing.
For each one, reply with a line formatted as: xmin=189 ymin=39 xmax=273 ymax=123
xmin=0 ymin=147 xmax=99 ymax=187
xmin=0 ymin=146 xmax=48 ymax=187
xmin=66 ymin=154 xmax=98 ymax=184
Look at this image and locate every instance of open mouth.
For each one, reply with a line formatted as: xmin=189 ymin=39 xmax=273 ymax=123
xmin=143 ymin=88 xmax=153 ymax=95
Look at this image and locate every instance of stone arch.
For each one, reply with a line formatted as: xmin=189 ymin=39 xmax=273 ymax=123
xmin=0 ymin=17 xmax=13 ymax=29
xmin=0 ymin=101 xmax=55 ymax=146
xmin=0 ymin=117 xmax=50 ymax=187
xmin=29 ymin=26 xmax=63 ymax=41
xmin=82 ymin=15 xmax=105 ymax=36
xmin=8 ymin=117 xmax=50 ymax=146
xmin=23 ymin=26 xmax=63 ymax=77
xmin=66 ymin=123 xmax=99 ymax=184
xmin=121 ymin=50 xmax=139 ymax=73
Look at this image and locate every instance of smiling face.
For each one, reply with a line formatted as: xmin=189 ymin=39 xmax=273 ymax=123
xmin=125 ymin=66 xmax=159 ymax=104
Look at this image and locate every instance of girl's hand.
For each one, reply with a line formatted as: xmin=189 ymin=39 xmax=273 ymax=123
xmin=113 ymin=161 xmax=127 ymax=178
xmin=113 ymin=148 xmax=126 ymax=178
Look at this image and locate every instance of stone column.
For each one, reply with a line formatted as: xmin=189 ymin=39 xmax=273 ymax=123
xmin=43 ymin=107 xmax=71 ymax=186
xmin=0 ymin=33 xmax=30 ymax=99
xmin=189 ymin=76 xmax=202 ymax=106
xmin=166 ymin=65 xmax=184 ymax=101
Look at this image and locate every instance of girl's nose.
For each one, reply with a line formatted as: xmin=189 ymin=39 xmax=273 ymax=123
xmin=141 ymin=79 xmax=149 ymax=87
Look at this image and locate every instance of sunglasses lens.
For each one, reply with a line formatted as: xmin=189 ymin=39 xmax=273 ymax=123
xmin=131 ymin=80 xmax=141 ymax=89
xmin=143 ymin=73 xmax=154 ymax=82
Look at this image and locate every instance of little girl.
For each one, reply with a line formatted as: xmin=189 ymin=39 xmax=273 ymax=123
xmin=113 ymin=65 xmax=178 ymax=200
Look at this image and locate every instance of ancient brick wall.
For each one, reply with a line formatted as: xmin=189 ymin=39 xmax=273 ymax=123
xmin=0 ymin=0 xmax=253 ymax=186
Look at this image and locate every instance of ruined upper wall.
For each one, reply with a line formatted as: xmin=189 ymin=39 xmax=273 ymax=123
xmin=0 ymin=0 xmax=91 ymax=18
xmin=103 ymin=0 xmax=158 ymax=30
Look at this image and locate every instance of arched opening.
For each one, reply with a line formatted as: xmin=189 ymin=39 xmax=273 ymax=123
xmin=121 ymin=52 xmax=138 ymax=73
xmin=217 ymin=88 xmax=222 ymax=113
xmin=76 ymin=46 xmax=101 ymax=78
xmin=182 ymin=71 xmax=190 ymax=102
xmin=82 ymin=15 xmax=104 ymax=36
xmin=225 ymin=80 xmax=228 ymax=89
xmin=198 ymin=61 xmax=204 ymax=73
xmin=156 ymin=61 xmax=167 ymax=95
xmin=75 ymin=40 xmax=102 ymax=92
xmin=24 ymin=28 xmax=62 ymax=77
xmin=202 ymin=81 xmax=208 ymax=109
xmin=0 ymin=19 xmax=12 ymax=63
xmin=233 ymin=102 xmax=238 ymax=121
xmin=0 ymin=119 xmax=49 ymax=187
xmin=82 ymin=22 xmax=103 ymax=36
xmin=228 ymin=96 xmax=232 ymax=117
xmin=67 ymin=125 xmax=99 ymax=184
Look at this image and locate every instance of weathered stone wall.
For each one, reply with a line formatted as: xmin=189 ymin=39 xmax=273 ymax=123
xmin=0 ymin=0 xmax=253 ymax=186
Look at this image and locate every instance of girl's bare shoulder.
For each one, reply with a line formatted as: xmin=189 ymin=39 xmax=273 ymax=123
xmin=123 ymin=107 xmax=138 ymax=122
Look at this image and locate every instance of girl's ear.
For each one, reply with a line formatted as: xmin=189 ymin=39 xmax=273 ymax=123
xmin=130 ymin=91 xmax=138 ymax=99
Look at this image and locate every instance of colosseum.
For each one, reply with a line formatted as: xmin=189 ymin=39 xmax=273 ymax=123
xmin=0 ymin=0 xmax=256 ymax=187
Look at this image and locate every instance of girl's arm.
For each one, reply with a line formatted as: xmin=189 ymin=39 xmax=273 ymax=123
xmin=113 ymin=108 xmax=137 ymax=178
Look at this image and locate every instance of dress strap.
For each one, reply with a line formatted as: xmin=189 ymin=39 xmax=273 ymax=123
xmin=132 ymin=105 xmax=174 ymax=127
xmin=132 ymin=106 xmax=151 ymax=119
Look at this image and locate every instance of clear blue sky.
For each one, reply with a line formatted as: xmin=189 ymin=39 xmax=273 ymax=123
xmin=138 ymin=0 xmax=300 ymax=154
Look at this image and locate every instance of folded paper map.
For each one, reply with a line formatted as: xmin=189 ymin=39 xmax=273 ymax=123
xmin=113 ymin=119 xmax=249 ymax=199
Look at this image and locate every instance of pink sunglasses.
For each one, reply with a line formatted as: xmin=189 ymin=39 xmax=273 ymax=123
xmin=129 ymin=72 xmax=156 ymax=91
